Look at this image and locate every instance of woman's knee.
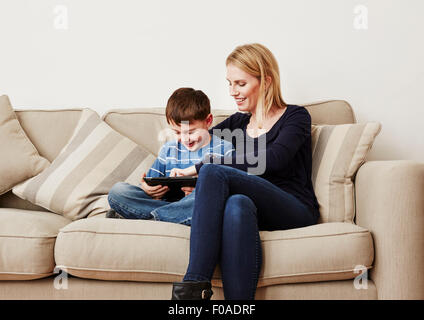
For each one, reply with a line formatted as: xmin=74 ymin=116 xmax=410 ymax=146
xmin=198 ymin=164 xmax=234 ymax=186
xmin=197 ymin=164 xmax=224 ymax=187
xmin=199 ymin=163 xmax=221 ymax=177
xmin=224 ymin=195 xmax=257 ymax=222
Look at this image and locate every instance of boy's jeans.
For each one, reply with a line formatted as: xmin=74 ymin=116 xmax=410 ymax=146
xmin=107 ymin=182 xmax=195 ymax=226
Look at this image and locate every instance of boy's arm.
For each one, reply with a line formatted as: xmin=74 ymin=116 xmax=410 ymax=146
xmin=146 ymin=145 xmax=168 ymax=178
xmin=141 ymin=145 xmax=170 ymax=200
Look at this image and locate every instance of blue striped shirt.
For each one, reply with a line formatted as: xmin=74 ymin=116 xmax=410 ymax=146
xmin=147 ymin=135 xmax=234 ymax=177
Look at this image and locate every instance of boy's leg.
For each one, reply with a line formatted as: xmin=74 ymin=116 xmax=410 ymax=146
xmin=151 ymin=191 xmax=196 ymax=225
xmin=108 ymin=182 xmax=170 ymax=220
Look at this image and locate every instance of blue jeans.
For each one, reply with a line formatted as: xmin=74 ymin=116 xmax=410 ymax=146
xmin=107 ymin=182 xmax=195 ymax=226
xmin=183 ymin=164 xmax=318 ymax=300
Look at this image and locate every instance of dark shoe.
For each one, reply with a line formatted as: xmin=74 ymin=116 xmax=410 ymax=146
xmin=171 ymin=281 xmax=213 ymax=300
xmin=106 ymin=209 xmax=125 ymax=219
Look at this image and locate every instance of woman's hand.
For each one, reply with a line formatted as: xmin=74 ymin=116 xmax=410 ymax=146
xmin=140 ymin=173 xmax=169 ymax=200
xmin=169 ymin=166 xmax=197 ymax=177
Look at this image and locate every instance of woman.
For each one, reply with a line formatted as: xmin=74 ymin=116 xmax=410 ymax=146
xmin=170 ymin=43 xmax=320 ymax=300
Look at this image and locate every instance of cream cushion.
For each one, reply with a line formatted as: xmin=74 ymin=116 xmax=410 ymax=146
xmin=0 ymin=95 xmax=50 ymax=195
xmin=0 ymin=208 xmax=70 ymax=280
xmin=54 ymin=219 xmax=373 ymax=286
xmin=12 ymin=109 xmax=156 ymax=220
xmin=311 ymin=122 xmax=381 ymax=223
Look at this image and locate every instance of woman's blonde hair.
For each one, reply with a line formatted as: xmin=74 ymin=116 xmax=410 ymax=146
xmin=226 ymin=43 xmax=286 ymax=128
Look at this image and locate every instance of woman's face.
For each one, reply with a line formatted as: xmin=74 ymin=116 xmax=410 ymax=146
xmin=226 ymin=63 xmax=260 ymax=113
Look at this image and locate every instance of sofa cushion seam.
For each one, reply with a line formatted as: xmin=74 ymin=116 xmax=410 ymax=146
xmin=262 ymin=230 xmax=370 ymax=242
xmin=56 ymin=265 xmax=373 ymax=280
xmin=58 ymin=230 xmax=190 ymax=240
xmin=0 ymin=271 xmax=53 ymax=275
xmin=57 ymin=229 xmax=369 ymax=242
xmin=0 ymin=234 xmax=58 ymax=239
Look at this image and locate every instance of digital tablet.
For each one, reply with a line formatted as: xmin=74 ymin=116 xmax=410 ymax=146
xmin=143 ymin=177 xmax=197 ymax=202
xmin=143 ymin=176 xmax=197 ymax=188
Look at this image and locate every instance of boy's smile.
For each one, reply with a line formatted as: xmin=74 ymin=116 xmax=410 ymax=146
xmin=170 ymin=114 xmax=213 ymax=152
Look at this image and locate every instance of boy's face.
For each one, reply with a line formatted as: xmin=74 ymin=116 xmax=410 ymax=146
xmin=170 ymin=114 xmax=213 ymax=151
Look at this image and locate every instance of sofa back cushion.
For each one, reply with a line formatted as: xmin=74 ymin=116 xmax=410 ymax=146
xmin=14 ymin=108 xmax=84 ymax=162
xmin=1 ymin=100 xmax=356 ymax=212
xmin=12 ymin=109 xmax=155 ymax=220
xmin=102 ymin=100 xmax=356 ymax=157
xmin=103 ymin=101 xmax=378 ymax=223
xmin=102 ymin=108 xmax=236 ymax=157
xmin=0 ymin=95 xmax=50 ymax=196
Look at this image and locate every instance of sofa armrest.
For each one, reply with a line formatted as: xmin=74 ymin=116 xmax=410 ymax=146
xmin=355 ymin=160 xmax=424 ymax=299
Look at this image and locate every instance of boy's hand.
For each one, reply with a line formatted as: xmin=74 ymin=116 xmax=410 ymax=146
xmin=169 ymin=166 xmax=197 ymax=177
xmin=140 ymin=173 xmax=169 ymax=200
xmin=181 ymin=187 xmax=194 ymax=197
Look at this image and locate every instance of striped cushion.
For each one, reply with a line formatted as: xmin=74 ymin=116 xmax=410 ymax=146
xmin=12 ymin=109 xmax=156 ymax=220
xmin=311 ymin=122 xmax=381 ymax=223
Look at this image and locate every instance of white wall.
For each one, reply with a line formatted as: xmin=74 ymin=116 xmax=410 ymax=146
xmin=1 ymin=0 xmax=423 ymax=161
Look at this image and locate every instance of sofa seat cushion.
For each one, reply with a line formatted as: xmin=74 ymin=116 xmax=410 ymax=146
xmin=0 ymin=208 xmax=71 ymax=280
xmin=54 ymin=219 xmax=374 ymax=287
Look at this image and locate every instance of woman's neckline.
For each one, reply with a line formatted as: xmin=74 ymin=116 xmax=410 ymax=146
xmin=245 ymin=105 xmax=290 ymax=139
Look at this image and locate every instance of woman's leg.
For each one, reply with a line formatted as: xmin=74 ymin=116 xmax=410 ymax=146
xmin=183 ymin=164 xmax=317 ymax=295
xmin=108 ymin=182 xmax=169 ymax=219
xmin=220 ymin=194 xmax=261 ymax=300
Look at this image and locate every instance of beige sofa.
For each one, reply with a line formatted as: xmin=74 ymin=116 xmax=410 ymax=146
xmin=1 ymin=100 xmax=423 ymax=300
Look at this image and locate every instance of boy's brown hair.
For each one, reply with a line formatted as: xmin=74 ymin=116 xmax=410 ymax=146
xmin=166 ymin=88 xmax=211 ymax=124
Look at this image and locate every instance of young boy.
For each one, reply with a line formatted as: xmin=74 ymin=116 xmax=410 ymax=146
xmin=106 ymin=88 xmax=234 ymax=226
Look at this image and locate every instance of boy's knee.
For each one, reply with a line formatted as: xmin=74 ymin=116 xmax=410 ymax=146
xmin=108 ymin=182 xmax=130 ymax=201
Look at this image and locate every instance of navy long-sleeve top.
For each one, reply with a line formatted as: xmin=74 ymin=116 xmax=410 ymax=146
xmin=195 ymin=104 xmax=320 ymax=218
